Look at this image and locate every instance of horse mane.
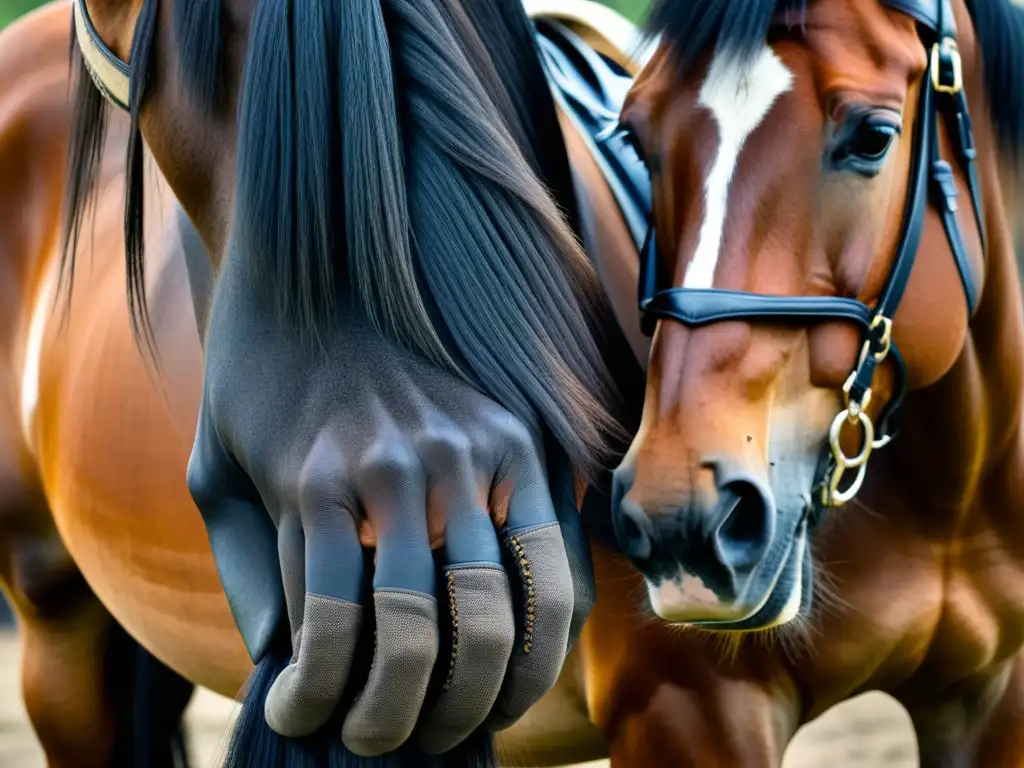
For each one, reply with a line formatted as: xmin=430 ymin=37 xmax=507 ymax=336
xmin=964 ymin=0 xmax=1024 ymax=163
xmin=172 ymin=0 xmax=223 ymax=113
xmin=61 ymin=0 xmax=158 ymax=355
xmin=60 ymin=53 xmax=108 ymax=323
xmin=453 ymin=0 xmax=582 ymax=234
xmin=60 ymin=0 xmax=622 ymax=474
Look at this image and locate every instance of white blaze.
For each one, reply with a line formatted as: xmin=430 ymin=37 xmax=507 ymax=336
xmin=683 ymin=46 xmax=794 ymax=289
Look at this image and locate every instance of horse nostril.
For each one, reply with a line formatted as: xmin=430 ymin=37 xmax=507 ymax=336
xmin=713 ymin=478 xmax=773 ymax=573
xmin=611 ymin=470 xmax=654 ymax=561
xmin=615 ymin=500 xmax=653 ymax=560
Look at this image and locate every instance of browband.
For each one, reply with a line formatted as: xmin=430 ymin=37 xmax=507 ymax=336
xmin=71 ymin=0 xmax=130 ymax=111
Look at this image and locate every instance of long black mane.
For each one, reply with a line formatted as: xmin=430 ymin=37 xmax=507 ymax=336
xmin=644 ymin=0 xmax=1024 ymax=164
xmin=60 ymin=0 xmax=622 ymax=474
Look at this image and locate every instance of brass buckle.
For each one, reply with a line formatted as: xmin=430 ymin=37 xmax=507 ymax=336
xmin=820 ymin=315 xmax=895 ymax=507
xmin=868 ymin=315 xmax=893 ymax=362
xmin=853 ymin=315 xmax=893 ymax=373
xmin=821 ymin=404 xmax=875 ymax=508
xmin=931 ymin=38 xmax=963 ymax=95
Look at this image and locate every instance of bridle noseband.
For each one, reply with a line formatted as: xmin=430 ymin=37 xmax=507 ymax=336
xmin=635 ymin=0 xmax=985 ymax=511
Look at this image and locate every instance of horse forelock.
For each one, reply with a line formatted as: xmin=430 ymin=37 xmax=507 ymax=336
xmin=229 ymin=0 xmax=622 ymax=475
xmin=644 ymin=0 xmax=808 ymax=75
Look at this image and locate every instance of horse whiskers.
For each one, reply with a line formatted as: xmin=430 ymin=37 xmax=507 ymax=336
xmin=848 ymin=496 xmax=888 ymax=522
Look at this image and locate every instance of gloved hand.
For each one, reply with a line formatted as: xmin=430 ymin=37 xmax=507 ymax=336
xmin=186 ymin=253 xmax=595 ymax=756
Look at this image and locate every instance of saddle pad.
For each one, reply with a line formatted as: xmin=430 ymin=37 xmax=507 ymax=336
xmin=527 ymin=0 xmax=653 ymax=250
xmin=524 ymin=0 xmax=653 ymax=74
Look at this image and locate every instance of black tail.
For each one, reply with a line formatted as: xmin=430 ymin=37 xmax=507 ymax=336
xmin=223 ymin=652 xmax=497 ymax=768
xmin=105 ymin=624 xmax=196 ymax=767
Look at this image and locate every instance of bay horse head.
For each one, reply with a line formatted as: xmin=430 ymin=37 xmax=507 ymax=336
xmin=613 ymin=0 xmax=1020 ymax=629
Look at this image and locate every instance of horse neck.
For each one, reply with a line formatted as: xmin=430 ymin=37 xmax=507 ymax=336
xmin=887 ymin=143 xmax=1024 ymax=523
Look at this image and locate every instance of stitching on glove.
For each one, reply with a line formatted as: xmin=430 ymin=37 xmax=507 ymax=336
xmin=508 ymin=534 xmax=535 ymax=654
xmin=443 ymin=569 xmax=459 ymax=690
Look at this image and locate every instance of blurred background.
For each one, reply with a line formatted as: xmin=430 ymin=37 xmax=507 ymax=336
xmin=1 ymin=0 xmax=54 ymax=26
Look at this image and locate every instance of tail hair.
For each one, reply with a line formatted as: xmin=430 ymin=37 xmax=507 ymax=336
xmin=223 ymin=653 xmax=498 ymax=768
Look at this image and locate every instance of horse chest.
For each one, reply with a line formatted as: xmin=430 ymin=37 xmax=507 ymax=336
xmin=916 ymin=525 xmax=1024 ymax=686
xmin=806 ymin=513 xmax=1024 ymax=701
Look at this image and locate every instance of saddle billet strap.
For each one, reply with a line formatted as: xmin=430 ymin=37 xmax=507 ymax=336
xmin=71 ymin=0 xmax=131 ymax=112
xmin=930 ymin=86 xmax=987 ymax=314
xmin=932 ymin=159 xmax=982 ymax=313
xmin=535 ymin=18 xmax=631 ymax=117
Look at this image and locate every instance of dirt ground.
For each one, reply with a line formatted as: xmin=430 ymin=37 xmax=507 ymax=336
xmin=0 ymin=630 xmax=919 ymax=768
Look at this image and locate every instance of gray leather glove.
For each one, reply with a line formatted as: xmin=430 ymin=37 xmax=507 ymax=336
xmin=187 ymin=251 xmax=595 ymax=756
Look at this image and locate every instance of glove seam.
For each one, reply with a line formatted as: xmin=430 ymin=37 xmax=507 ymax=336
xmin=503 ymin=519 xmax=560 ymax=538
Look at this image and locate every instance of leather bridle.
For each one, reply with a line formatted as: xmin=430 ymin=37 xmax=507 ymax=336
xmin=636 ymin=0 xmax=985 ymax=510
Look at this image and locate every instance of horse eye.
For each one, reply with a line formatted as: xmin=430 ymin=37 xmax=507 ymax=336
xmin=830 ymin=114 xmax=901 ymax=175
xmin=848 ymin=122 xmax=898 ymax=160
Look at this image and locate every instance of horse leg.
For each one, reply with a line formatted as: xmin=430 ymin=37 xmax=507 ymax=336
xmin=905 ymin=655 xmax=1024 ymax=767
xmin=2 ymin=527 xmax=196 ymax=768
xmin=18 ymin=584 xmax=124 ymax=768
